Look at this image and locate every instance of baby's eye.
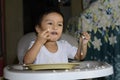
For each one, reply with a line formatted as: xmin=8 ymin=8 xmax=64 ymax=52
xmin=48 ymin=22 xmax=53 ymax=25
xmin=58 ymin=23 xmax=63 ymax=27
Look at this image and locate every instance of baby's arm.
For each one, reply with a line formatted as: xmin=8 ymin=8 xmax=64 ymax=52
xmin=75 ymin=32 xmax=90 ymax=60
xmin=23 ymin=29 xmax=50 ymax=64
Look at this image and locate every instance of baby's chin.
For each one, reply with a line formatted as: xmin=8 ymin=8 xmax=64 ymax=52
xmin=48 ymin=36 xmax=60 ymax=42
xmin=48 ymin=38 xmax=59 ymax=42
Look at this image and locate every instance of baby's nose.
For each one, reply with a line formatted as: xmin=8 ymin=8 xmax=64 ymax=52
xmin=52 ymin=25 xmax=58 ymax=30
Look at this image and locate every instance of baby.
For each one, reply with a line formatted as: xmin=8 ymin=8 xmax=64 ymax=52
xmin=23 ymin=8 xmax=90 ymax=64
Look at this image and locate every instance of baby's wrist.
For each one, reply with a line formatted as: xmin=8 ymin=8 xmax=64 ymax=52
xmin=35 ymin=38 xmax=44 ymax=45
xmin=83 ymin=43 xmax=87 ymax=47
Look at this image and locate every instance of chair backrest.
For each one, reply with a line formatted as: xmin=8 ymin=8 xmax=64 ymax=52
xmin=60 ymin=33 xmax=78 ymax=47
xmin=17 ymin=32 xmax=78 ymax=64
xmin=17 ymin=32 xmax=36 ymax=64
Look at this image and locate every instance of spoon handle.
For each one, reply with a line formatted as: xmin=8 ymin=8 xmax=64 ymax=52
xmin=78 ymin=34 xmax=85 ymax=61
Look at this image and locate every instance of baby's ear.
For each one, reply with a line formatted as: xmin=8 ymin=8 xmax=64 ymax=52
xmin=35 ymin=25 xmax=41 ymax=33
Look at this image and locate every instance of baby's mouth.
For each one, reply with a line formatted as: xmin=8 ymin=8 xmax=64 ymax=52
xmin=51 ymin=32 xmax=58 ymax=35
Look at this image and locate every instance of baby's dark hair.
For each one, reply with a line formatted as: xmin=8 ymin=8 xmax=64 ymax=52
xmin=35 ymin=7 xmax=64 ymax=26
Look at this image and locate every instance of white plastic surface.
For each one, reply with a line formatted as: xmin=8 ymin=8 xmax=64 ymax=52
xmin=4 ymin=61 xmax=113 ymax=80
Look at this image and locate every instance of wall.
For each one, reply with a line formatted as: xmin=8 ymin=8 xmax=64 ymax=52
xmin=60 ymin=6 xmax=71 ymax=32
xmin=5 ymin=0 xmax=23 ymax=64
xmin=71 ymin=0 xmax=83 ymax=16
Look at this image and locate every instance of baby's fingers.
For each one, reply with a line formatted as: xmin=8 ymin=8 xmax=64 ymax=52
xmin=38 ymin=29 xmax=48 ymax=37
xmin=81 ymin=32 xmax=90 ymax=40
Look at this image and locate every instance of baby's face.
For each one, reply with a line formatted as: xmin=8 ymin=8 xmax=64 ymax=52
xmin=40 ymin=12 xmax=63 ymax=41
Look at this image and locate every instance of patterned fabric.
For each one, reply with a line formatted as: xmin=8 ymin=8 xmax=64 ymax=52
xmin=67 ymin=0 xmax=120 ymax=80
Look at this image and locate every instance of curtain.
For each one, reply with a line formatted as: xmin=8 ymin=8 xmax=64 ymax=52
xmin=67 ymin=0 xmax=120 ymax=80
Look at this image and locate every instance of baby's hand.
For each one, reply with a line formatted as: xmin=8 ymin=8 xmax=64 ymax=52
xmin=80 ymin=32 xmax=90 ymax=44
xmin=37 ymin=28 xmax=50 ymax=44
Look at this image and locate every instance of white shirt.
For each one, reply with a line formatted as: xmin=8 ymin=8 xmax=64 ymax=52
xmin=29 ymin=40 xmax=77 ymax=64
